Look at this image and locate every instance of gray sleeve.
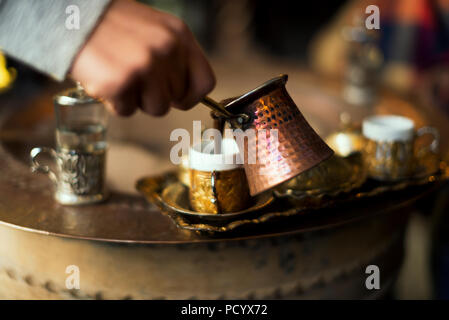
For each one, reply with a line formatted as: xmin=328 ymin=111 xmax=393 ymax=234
xmin=0 ymin=0 xmax=112 ymax=80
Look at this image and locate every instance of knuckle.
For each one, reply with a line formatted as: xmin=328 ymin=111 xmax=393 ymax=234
xmin=171 ymin=19 xmax=190 ymax=35
xmin=143 ymin=100 xmax=169 ymax=117
xmin=104 ymin=100 xmax=121 ymax=116
xmin=85 ymin=82 xmax=113 ymax=99
xmin=88 ymin=80 xmax=122 ymax=101
xmin=152 ymin=28 xmax=177 ymax=56
xmin=84 ymin=84 xmax=101 ymax=98
xmin=128 ymin=51 xmax=151 ymax=74
xmin=110 ymin=66 xmax=138 ymax=93
xmin=108 ymin=98 xmax=136 ymax=117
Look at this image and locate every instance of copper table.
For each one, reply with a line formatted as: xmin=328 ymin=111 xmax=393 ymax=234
xmin=0 ymin=73 xmax=445 ymax=299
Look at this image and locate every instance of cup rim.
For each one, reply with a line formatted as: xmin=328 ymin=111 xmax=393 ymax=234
xmin=223 ymin=74 xmax=288 ymax=114
xmin=189 ymin=138 xmax=242 ymax=172
xmin=362 ymin=115 xmax=415 ymax=142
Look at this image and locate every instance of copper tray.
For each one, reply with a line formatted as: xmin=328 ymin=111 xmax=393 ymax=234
xmin=1 ymin=75 xmax=447 ymax=299
xmin=136 ymin=160 xmax=448 ymax=233
xmin=161 ymin=182 xmax=274 ymax=221
xmin=274 ymin=153 xmax=367 ymax=206
xmin=136 ymin=173 xmax=274 ymax=224
xmin=1 ymin=77 xmax=448 ymax=241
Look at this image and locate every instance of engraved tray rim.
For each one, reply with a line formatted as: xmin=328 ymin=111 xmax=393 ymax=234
xmin=136 ymin=161 xmax=448 ymax=233
xmin=273 ymin=152 xmax=368 ymax=201
xmin=161 ymin=181 xmax=275 ymax=221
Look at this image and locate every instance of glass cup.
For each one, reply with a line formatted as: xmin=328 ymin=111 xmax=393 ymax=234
xmin=30 ymin=85 xmax=108 ymax=205
xmin=362 ymin=115 xmax=439 ymax=180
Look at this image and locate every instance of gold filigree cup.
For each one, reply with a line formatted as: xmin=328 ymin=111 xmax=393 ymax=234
xmin=136 ymin=172 xmax=274 ymax=224
xmin=163 ymin=182 xmax=273 ymax=222
xmin=189 ymin=168 xmax=251 ymax=214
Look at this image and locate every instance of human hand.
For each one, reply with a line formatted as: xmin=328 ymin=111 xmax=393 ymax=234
xmin=70 ymin=0 xmax=216 ymax=116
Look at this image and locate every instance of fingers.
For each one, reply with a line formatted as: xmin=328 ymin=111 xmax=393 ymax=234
xmin=115 ymin=17 xmax=187 ymax=115
xmin=116 ymin=7 xmax=214 ymax=112
xmin=140 ymin=67 xmax=171 ymax=117
xmin=72 ymin=16 xmax=141 ymax=117
xmin=69 ymin=0 xmax=216 ymax=118
xmin=101 ymin=88 xmax=139 ymax=117
xmin=105 ymin=80 xmax=141 ymax=117
xmin=177 ymin=42 xmax=216 ymax=111
xmin=165 ymin=19 xmax=216 ymax=111
xmin=167 ymin=44 xmax=189 ymax=104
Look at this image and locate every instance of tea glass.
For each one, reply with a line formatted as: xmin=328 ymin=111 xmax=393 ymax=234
xmin=30 ymin=86 xmax=108 ymax=205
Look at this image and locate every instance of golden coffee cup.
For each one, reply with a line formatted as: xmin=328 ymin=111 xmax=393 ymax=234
xmin=178 ymin=154 xmax=190 ymax=187
xmin=188 ymin=139 xmax=251 ymax=214
xmin=362 ymin=115 xmax=439 ymax=181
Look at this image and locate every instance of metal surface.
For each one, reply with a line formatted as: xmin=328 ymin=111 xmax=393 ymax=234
xmin=275 ymin=153 xmax=367 ymax=198
xmin=0 ymin=213 xmax=406 ymax=299
xmin=30 ymin=146 xmax=108 ymax=205
xmin=202 ymin=96 xmax=234 ymax=119
xmin=30 ymin=86 xmax=108 ymax=205
xmin=188 ymin=168 xmax=251 ymax=214
xmin=137 ymin=175 xmax=274 ymax=224
xmin=0 ymin=85 xmax=441 ymax=242
xmin=325 ymin=113 xmax=365 ymax=157
xmin=0 ymin=74 xmax=446 ymax=299
xmin=223 ymin=75 xmax=334 ymax=196
xmin=201 ymin=96 xmax=249 ymax=127
xmin=364 ymin=129 xmax=440 ymax=181
xmin=137 ymin=165 xmax=446 ymax=234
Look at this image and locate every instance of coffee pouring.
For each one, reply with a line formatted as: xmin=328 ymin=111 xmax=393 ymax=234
xmin=201 ymin=74 xmax=334 ymax=196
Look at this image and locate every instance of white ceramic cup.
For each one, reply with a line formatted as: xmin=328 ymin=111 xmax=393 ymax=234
xmin=189 ymin=138 xmax=242 ymax=172
xmin=362 ymin=115 xmax=439 ymax=180
xmin=362 ymin=115 xmax=415 ymax=142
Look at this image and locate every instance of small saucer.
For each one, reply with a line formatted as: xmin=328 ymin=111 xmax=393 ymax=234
xmin=161 ymin=182 xmax=274 ymax=223
xmin=136 ymin=172 xmax=275 ymax=225
xmin=368 ymin=152 xmax=441 ymax=182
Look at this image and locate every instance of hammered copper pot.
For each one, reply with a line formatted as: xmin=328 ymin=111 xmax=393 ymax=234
xmin=222 ymin=75 xmax=334 ymax=196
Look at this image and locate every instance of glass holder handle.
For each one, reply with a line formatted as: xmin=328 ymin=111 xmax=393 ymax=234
xmin=30 ymin=147 xmax=58 ymax=185
xmin=416 ymin=126 xmax=440 ymax=157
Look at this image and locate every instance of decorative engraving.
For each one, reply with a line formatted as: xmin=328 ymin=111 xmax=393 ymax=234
xmin=364 ymin=139 xmax=415 ymax=180
xmin=56 ymin=149 xmax=105 ymax=196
